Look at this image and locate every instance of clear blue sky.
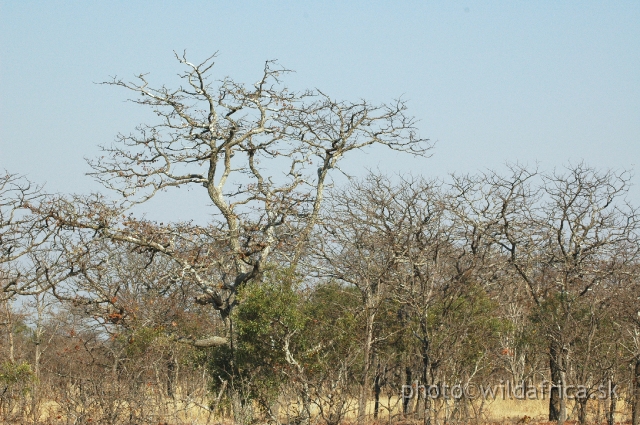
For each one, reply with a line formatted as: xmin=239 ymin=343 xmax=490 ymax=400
xmin=1 ymin=1 xmax=639 ymax=220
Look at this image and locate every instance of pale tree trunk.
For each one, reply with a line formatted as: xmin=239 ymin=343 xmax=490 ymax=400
xmin=31 ymin=293 xmax=47 ymax=425
xmin=32 ymin=339 xmax=40 ymax=425
xmin=283 ymin=334 xmax=311 ymax=425
xmin=357 ymin=308 xmax=375 ymax=424
xmin=2 ymin=301 xmax=15 ymax=363
xmin=8 ymin=325 xmax=15 ymax=363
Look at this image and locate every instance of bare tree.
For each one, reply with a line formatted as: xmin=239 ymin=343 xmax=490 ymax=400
xmin=615 ymin=264 xmax=640 ymax=425
xmin=1 ymin=171 xmax=84 ymax=303
xmin=44 ymin=52 xmax=431 ymax=346
xmin=451 ymin=163 xmax=640 ymax=424
xmin=314 ymin=174 xmax=504 ymax=424
xmin=313 ymin=174 xmax=424 ymax=423
xmin=0 ymin=172 xmax=43 ymax=298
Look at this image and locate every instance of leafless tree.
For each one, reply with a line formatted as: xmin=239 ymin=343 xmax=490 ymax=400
xmin=314 ymin=174 xmax=505 ymax=424
xmin=313 ymin=174 xmax=427 ymax=423
xmin=42 ymin=53 xmax=432 ymax=349
xmin=451 ymin=163 xmax=640 ymax=424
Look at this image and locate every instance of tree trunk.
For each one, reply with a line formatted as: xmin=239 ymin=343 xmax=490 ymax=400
xmin=357 ymin=308 xmax=375 ymax=423
xmin=608 ymin=382 xmax=617 ymax=425
xmin=283 ymin=334 xmax=311 ymax=425
xmin=576 ymin=398 xmax=587 ymax=425
xmin=559 ymin=371 xmax=567 ymax=424
xmin=32 ymin=339 xmax=41 ymax=425
xmin=299 ymin=379 xmax=312 ymax=425
xmin=420 ymin=334 xmax=432 ymax=425
xmin=549 ymin=340 xmax=566 ymax=424
xmin=373 ymin=360 xmax=382 ymax=420
xmin=633 ymin=357 xmax=640 ymax=425
xmin=403 ymin=366 xmax=413 ymax=416
xmin=5 ymin=302 xmax=15 ymax=363
xmin=167 ymin=357 xmax=176 ymax=399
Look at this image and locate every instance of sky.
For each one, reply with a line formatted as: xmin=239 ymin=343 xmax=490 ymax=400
xmin=1 ymin=1 xmax=639 ymax=221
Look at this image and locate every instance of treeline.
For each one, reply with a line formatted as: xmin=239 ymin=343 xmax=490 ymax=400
xmin=1 ymin=54 xmax=640 ymax=425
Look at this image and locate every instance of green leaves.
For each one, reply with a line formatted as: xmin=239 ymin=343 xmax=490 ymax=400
xmin=0 ymin=361 xmax=35 ymax=392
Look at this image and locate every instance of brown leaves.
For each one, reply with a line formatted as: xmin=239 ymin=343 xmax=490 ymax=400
xmin=106 ymin=312 xmax=123 ymax=324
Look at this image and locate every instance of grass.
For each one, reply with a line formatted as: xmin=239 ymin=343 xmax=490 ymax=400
xmin=8 ymin=394 xmax=635 ymax=424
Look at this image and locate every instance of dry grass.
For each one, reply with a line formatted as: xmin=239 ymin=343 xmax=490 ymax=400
xmin=352 ymin=396 xmax=632 ymax=425
xmin=12 ymin=395 xmax=635 ymax=424
xmin=482 ymin=398 xmax=549 ymax=421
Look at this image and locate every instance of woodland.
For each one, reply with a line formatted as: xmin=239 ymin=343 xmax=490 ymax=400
xmin=1 ymin=54 xmax=640 ymax=425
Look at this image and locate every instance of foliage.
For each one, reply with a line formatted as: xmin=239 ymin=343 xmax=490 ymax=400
xmin=0 ymin=361 xmax=34 ymax=388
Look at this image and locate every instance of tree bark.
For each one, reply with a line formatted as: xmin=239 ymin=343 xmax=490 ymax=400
xmin=608 ymin=383 xmax=617 ymax=425
xmin=633 ymin=357 xmax=640 ymax=425
xmin=576 ymin=398 xmax=587 ymax=425
xmin=549 ymin=341 xmax=566 ymax=424
xmin=373 ymin=357 xmax=384 ymax=420
xmin=373 ymin=367 xmax=381 ymax=420
xmin=420 ymin=334 xmax=432 ymax=425
xmin=167 ymin=357 xmax=176 ymax=399
xmin=403 ymin=366 xmax=413 ymax=416
xmin=357 ymin=306 xmax=375 ymax=423
xmin=283 ymin=335 xmax=311 ymax=425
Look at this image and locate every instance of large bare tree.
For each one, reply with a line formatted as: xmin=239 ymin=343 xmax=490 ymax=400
xmin=43 ymin=52 xmax=431 ymax=346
